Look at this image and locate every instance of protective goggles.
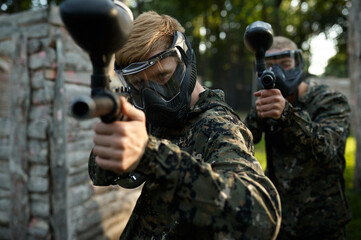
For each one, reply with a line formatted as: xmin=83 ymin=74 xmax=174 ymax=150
xmin=265 ymin=49 xmax=304 ymax=69
xmin=115 ymin=31 xmax=189 ymax=109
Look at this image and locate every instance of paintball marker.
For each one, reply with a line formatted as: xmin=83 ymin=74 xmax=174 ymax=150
xmin=60 ymin=0 xmax=145 ymax=188
xmin=244 ymin=21 xmax=275 ymax=89
xmin=60 ymin=0 xmax=132 ymax=123
xmin=244 ymin=21 xmax=281 ymax=132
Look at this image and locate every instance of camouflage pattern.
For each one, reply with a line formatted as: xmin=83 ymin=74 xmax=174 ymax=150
xmin=245 ymin=79 xmax=351 ymax=239
xmin=89 ymin=89 xmax=282 ymax=240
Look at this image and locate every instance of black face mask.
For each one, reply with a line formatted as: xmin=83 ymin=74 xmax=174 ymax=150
xmin=115 ymin=31 xmax=197 ymax=128
xmin=141 ymin=60 xmax=197 ymax=128
xmin=265 ymin=50 xmax=304 ymax=97
xmin=270 ymin=64 xmax=303 ymax=97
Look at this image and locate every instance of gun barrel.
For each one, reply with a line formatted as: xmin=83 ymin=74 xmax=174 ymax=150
xmin=260 ymin=70 xmax=276 ymax=89
xmin=262 ymin=78 xmax=274 ymax=89
xmin=70 ymin=95 xmax=116 ymax=120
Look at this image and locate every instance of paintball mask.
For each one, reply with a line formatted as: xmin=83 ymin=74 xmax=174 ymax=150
xmin=115 ymin=31 xmax=197 ymax=128
xmin=265 ymin=50 xmax=304 ymax=97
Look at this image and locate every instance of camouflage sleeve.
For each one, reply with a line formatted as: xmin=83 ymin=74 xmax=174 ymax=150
xmin=278 ymin=89 xmax=351 ymax=164
xmin=135 ymin=118 xmax=281 ymax=239
xmin=244 ymin=107 xmax=264 ymax=144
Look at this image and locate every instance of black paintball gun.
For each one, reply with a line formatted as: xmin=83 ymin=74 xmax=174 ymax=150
xmin=60 ymin=0 xmax=145 ymax=188
xmin=60 ymin=0 xmax=133 ymax=122
xmin=244 ymin=21 xmax=281 ymax=132
xmin=244 ymin=21 xmax=275 ymax=89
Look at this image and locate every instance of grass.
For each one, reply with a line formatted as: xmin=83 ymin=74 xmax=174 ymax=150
xmin=343 ymin=137 xmax=361 ymax=240
xmin=253 ymin=136 xmax=361 ymax=240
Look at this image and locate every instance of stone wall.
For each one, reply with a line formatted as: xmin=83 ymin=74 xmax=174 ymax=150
xmin=0 ymin=6 xmax=140 ymax=240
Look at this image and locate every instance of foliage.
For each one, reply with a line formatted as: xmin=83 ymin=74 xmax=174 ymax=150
xmin=324 ymin=46 xmax=348 ymax=77
xmin=254 ymin=135 xmax=267 ymax=170
xmin=345 ymin=189 xmax=361 ymax=240
xmin=324 ymin=34 xmax=348 ymax=77
xmin=344 ymin=136 xmax=356 ymax=189
xmin=344 ymin=135 xmax=361 ymax=239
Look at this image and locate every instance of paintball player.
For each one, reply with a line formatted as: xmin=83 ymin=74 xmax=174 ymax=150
xmin=89 ymin=11 xmax=282 ymax=239
xmin=245 ymin=36 xmax=351 ymax=239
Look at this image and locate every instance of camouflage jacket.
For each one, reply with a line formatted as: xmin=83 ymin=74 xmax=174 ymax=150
xmin=245 ymin=79 xmax=351 ymax=239
xmin=89 ymin=89 xmax=281 ymax=240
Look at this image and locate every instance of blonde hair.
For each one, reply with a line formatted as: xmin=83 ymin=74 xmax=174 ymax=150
xmin=270 ymin=36 xmax=298 ymax=50
xmin=115 ymin=11 xmax=185 ymax=67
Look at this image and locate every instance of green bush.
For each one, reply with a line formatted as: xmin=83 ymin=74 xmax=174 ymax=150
xmin=344 ymin=137 xmax=361 ymax=240
xmin=254 ymin=136 xmax=266 ymax=170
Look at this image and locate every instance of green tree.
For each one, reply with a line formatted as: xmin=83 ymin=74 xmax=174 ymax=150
xmin=324 ymin=41 xmax=348 ymax=77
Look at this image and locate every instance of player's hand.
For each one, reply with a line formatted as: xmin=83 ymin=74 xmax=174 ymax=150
xmin=92 ymin=96 xmax=148 ymax=174
xmin=254 ymin=89 xmax=285 ymax=119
